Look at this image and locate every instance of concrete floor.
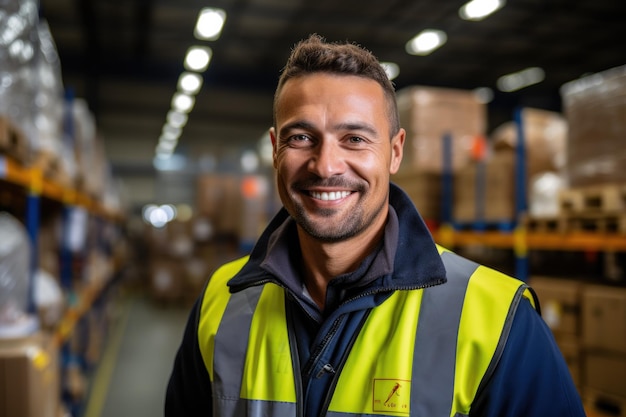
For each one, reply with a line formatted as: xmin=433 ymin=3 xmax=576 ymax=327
xmin=83 ymin=295 xmax=190 ymax=417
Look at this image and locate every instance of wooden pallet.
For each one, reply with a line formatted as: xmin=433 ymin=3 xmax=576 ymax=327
xmin=560 ymin=184 xmax=626 ymax=214
xmin=522 ymin=216 xmax=565 ymax=233
xmin=561 ymin=212 xmax=626 ymax=234
xmin=0 ymin=115 xmax=29 ymax=164
xmin=585 ymin=388 xmax=626 ymax=417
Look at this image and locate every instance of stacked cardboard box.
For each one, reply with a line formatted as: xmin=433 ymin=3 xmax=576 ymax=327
xmin=453 ymin=150 xmax=516 ymax=224
xmin=491 ymin=107 xmax=567 ymax=182
xmin=391 ymin=171 xmax=441 ymax=222
xmin=561 ymin=65 xmax=626 ymax=187
xmin=396 ymin=86 xmax=487 ymax=175
xmin=530 ymin=276 xmax=583 ymax=388
xmin=0 ymin=332 xmax=60 ymax=417
xmin=581 ymin=285 xmax=626 ymax=410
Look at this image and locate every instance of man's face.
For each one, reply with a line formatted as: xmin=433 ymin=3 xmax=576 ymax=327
xmin=270 ymin=73 xmax=404 ymax=242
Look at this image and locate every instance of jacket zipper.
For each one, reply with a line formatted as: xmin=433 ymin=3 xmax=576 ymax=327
xmin=319 ymin=309 xmax=372 ymax=416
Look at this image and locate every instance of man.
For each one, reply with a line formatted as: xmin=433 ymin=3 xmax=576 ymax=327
xmin=166 ymin=34 xmax=585 ymax=417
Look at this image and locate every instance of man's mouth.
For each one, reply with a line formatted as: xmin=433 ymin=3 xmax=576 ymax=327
xmin=309 ymin=190 xmax=352 ymax=201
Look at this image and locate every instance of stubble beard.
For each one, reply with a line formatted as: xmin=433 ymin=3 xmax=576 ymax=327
xmin=290 ymin=186 xmax=387 ymax=243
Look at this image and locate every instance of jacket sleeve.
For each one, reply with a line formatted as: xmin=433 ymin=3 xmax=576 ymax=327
xmin=165 ymin=297 xmax=213 ymax=416
xmin=471 ymin=297 xmax=586 ymax=417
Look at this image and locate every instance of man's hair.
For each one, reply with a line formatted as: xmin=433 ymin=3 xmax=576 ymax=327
xmin=273 ymin=34 xmax=400 ymax=136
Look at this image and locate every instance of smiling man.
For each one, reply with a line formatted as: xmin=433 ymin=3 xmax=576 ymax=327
xmin=165 ymin=34 xmax=585 ymax=417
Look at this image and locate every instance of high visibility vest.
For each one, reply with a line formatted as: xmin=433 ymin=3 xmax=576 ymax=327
xmin=197 ymin=246 xmax=537 ymax=417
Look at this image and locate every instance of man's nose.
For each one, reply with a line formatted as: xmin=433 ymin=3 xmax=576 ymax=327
xmin=307 ymin=140 xmax=346 ymax=178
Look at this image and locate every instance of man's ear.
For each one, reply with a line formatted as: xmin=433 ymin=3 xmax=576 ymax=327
xmin=389 ymin=128 xmax=405 ymax=174
xmin=269 ymin=127 xmax=278 ymax=169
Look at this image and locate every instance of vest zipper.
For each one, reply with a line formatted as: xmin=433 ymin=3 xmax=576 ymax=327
xmin=319 ymin=309 xmax=372 ymax=416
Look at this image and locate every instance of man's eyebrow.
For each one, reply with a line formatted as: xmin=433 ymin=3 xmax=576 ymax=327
xmin=333 ymin=122 xmax=378 ymax=136
xmin=278 ymin=120 xmax=379 ymax=138
xmin=278 ymin=121 xmax=316 ymax=138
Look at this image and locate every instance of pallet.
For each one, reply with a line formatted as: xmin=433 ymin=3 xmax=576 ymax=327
xmin=452 ymin=220 xmax=516 ymax=232
xmin=584 ymin=388 xmax=626 ymax=417
xmin=0 ymin=115 xmax=29 ymax=164
xmin=560 ymin=184 xmax=626 ymax=214
xmin=522 ymin=216 xmax=564 ymax=233
xmin=561 ymin=212 xmax=626 ymax=234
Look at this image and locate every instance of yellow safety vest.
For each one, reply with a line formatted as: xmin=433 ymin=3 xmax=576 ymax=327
xmin=197 ymin=246 xmax=536 ymax=417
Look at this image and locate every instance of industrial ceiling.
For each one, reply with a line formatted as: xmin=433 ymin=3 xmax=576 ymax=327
xmin=36 ymin=0 xmax=626 ymax=205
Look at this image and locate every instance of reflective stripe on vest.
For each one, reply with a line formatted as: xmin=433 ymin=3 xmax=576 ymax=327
xmin=198 ymin=247 xmax=535 ymax=417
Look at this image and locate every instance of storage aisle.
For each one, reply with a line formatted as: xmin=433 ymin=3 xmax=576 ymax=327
xmin=83 ymin=294 xmax=190 ymax=417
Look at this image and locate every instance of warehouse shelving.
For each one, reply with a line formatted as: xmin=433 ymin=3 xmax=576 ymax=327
xmin=1 ymin=149 xmax=125 ymax=415
xmin=1 ymin=154 xmax=123 ymax=339
xmin=436 ymin=107 xmax=626 ymax=282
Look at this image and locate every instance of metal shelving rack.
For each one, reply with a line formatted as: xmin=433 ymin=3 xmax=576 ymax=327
xmin=436 ymin=107 xmax=626 ymax=282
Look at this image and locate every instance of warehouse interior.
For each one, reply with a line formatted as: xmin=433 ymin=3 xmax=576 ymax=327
xmin=1 ymin=0 xmax=626 ymax=416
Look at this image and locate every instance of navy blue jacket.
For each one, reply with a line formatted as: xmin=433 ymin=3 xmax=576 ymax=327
xmin=165 ymin=184 xmax=585 ymax=416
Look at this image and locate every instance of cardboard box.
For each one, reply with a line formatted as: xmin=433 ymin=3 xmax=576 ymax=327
xmin=582 ymin=284 xmax=626 ymax=354
xmin=453 ymin=150 xmax=515 ymax=223
xmin=0 ymin=332 xmax=59 ymax=417
xmin=530 ymin=276 xmax=582 ymax=338
xmin=584 ymin=352 xmax=626 ymax=398
xmin=491 ymin=107 xmax=567 ymax=180
xmin=556 ymin=336 xmax=582 ymax=389
xmin=391 ymin=170 xmax=442 ymax=221
xmin=561 ymin=65 xmax=626 ymax=187
xmin=397 ymin=86 xmax=486 ymax=174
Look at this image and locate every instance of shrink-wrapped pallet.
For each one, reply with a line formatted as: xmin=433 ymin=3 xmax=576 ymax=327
xmin=560 ymin=65 xmax=626 ymax=187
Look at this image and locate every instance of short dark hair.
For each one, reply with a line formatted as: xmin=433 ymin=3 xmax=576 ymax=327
xmin=273 ymin=34 xmax=400 ymax=137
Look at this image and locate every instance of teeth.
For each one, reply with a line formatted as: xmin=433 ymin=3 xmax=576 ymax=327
xmin=310 ymin=191 xmax=351 ymax=201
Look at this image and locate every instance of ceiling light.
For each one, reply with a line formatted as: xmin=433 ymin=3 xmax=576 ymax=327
xmin=194 ymin=8 xmax=226 ymax=40
xmin=167 ymin=110 xmax=188 ymax=129
xmin=171 ymin=92 xmax=195 ymax=113
xmin=178 ymin=72 xmax=203 ymax=94
xmin=459 ymin=0 xmax=506 ymax=21
xmin=184 ymin=46 xmax=212 ymax=72
xmin=153 ymin=153 xmax=187 ymax=172
xmin=473 ymin=87 xmax=494 ymax=103
xmin=406 ymin=30 xmax=447 ymax=56
xmin=162 ymin=123 xmax=182 ymax=138
xmin=497 ymin=67 xmax=545 ymax=92
xmin=380 ymin=62 xmax=400 ymax=80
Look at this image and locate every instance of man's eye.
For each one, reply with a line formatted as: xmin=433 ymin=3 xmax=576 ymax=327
xmin=349 ymin=136 xmax=365 ymax=143
xmin=286 ymin=134 xmax=312 ymax=145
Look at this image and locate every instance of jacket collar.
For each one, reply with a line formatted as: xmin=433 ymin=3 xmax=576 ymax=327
xmin=227 ymin=183 xmax=446 ymax=294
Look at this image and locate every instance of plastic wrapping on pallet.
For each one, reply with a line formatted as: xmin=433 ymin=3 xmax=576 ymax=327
xmin=0 ymin=212 xmax=38 ymax=337
xmin=0 ymin=0 xmax=39 ymax=155
xmin=0 ymin=2 xmax=66 ymax=165
xmin=560 ymin=64 xmax=626 ymax=187
xmin=528 ymin=172 xmax=566 ymax=218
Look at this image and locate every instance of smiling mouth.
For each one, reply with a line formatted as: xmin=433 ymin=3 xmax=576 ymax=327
xmin=309 ymin=190 xmax=352 ymax=201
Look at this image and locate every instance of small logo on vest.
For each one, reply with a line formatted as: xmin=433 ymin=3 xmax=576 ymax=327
xmin=372 ymin=378 xmax=410 ymax=414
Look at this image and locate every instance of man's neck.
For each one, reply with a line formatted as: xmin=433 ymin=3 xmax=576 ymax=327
xmin=297 ymin=221 xmax=386 ymax=310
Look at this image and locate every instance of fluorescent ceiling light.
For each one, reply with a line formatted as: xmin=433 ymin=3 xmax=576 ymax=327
xmin=473 ymin=87 xmax=494 ymax=103
xmin=406 ymin=30 xmax=447 ymax=56
xmin=459 ymin=0 xmax=506 ymax=21
xmin=162 ymin=123 xmax=182 ymax=139
xmin=153 ymin=153 xmax=187 ymax=172
xmin=167 ymin=110 xmax=188 ymax=129
xmin=195 ymin=8 xmax=226 ymax=40
xmin=184 ymin=46 xmax=212 ymax=72
xmin=171 ymin=92 xmax=195 ymax=113
xmin=380 ymin=62 xmax=400 ymax=80
xmin=497 ymin=67 xmax=545 ymax=92
xmin=178 ymin=72 xmax=203 ymax=94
